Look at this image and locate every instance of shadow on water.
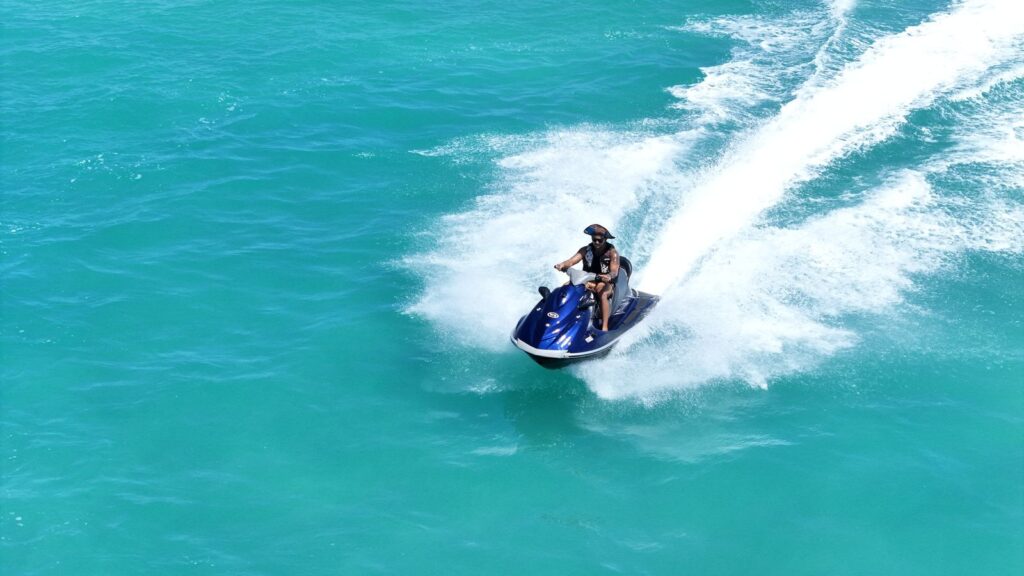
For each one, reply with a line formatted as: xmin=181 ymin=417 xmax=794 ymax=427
xmin=417 ymin=342 xmax=808 ymax=464
xmin=496 ymin=375 xmax=593 ymax=445
xmin=410 ymin=341 xmax=625 ymax=448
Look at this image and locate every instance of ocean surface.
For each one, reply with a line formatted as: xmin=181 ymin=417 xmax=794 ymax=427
xmin=3 ymin=0 xmax=1023 ymax=574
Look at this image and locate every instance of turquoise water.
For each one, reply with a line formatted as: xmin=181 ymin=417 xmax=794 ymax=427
xmin=3 ymin=0 xmax=1023 ymax=573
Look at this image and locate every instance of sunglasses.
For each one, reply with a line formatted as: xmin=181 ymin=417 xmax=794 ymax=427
xmin=591 ymin=234 xmax=606 ymax=240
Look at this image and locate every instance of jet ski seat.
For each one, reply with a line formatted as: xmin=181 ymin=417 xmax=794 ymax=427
xmin=610 ymin=257 xmax=634 ymax=315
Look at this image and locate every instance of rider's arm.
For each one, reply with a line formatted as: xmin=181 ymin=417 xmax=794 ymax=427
xmin=554 ymin=251 xmax=583 ymax=271
xmin=600 ymin=250 xmax=620 ymax=282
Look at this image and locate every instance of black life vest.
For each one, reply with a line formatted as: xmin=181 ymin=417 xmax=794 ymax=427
xmin=581 ymin=242 xmax=615 ymax=274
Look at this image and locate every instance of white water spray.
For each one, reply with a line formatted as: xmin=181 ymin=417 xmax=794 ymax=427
xmin=408 ymin=0 xmax=1024 ymax=401
xmin=640 ymin=0 xmax=1024 ymax=295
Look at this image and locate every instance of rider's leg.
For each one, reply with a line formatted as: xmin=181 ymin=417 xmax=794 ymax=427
xmin=598 ymin=283 xmax=611 ymax=330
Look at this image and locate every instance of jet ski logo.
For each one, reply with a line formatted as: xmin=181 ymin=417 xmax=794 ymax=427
xmin=546 ymin=312 xmax=560 ymax=319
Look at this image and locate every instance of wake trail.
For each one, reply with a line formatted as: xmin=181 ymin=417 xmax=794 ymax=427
xmin=406 ymin=0 xmax=1024 ymax=401
xmin=407 ymin=1 xmax=855 ymax=352
xmin=583 ymin=0 xmax=1024 ymax=400
xmin=640 ymin=0 xmax=1024 ymax=295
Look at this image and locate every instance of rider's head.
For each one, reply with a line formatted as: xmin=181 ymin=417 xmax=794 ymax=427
xmin=584 ymin=224 xmax=615 ymax=245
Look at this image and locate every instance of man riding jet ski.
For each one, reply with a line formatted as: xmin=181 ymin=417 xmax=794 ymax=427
xmin=510 ymin=224 xmax=659 ymax=367
xmin=554 ymin=224 xmax=618 ymax=331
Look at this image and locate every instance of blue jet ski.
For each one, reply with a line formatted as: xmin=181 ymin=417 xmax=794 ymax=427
xmin=510 ymin=257 xmax=659 ymax=367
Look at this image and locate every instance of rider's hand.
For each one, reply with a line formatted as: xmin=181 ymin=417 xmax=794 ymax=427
xmin=554 ymin=264 xmax=563 ymax=271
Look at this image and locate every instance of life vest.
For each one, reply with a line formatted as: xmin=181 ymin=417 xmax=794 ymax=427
xmin=581 ymin=242 xmax=615 ymax=274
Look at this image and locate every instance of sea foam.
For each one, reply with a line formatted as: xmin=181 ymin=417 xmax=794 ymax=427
xmin=408 ymin=0 xmax=1024 ymax=401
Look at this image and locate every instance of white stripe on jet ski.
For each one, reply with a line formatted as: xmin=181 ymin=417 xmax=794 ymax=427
xmin=512 ymin=337 xmax=619 ymax=359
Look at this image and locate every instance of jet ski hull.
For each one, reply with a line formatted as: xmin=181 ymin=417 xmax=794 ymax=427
xmin=511 ymin=286 xmax=659 ymax=368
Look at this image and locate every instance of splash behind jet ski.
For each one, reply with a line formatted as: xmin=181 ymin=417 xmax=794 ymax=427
xmin=510 ymin=257 xmax=659 ymax=367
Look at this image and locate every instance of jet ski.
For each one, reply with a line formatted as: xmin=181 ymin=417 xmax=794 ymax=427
xmin=510 ymin=257 xmax=659 ymax=367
